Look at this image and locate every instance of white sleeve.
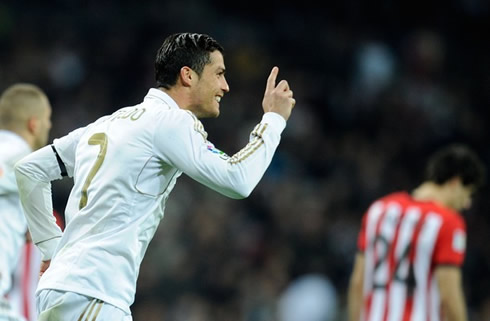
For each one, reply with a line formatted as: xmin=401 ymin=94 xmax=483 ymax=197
xmin=14 ymin=127 xmax=86 ymax=260
xmin=0 ymin=161 xmax=17 ymax=195
xmin=155 ymin=111 xmax=286 ymax=199
xmin=52 ymin=126 xmax=88 ymax=178
xmin=15 ymin=146 xmax=62 ymax=260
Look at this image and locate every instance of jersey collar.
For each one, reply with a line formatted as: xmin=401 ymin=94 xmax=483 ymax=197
xmin=145 ymin=88 xmax=180 ymax=110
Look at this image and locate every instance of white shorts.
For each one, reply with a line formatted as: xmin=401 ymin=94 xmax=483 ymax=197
xmin=36 ymin=289 xmax=132 ymax=321
xmin=0 ymin=297 xmax=27 ymax=321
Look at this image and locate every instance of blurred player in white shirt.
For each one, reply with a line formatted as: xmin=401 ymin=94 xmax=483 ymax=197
xmin=0 ymin=84 xmax=52 ymax=321
xmin=15 ymin=33 xmax=296 ymax=321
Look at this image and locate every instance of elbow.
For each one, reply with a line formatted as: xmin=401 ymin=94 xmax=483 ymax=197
xmin=14 ymin=159 xmax=27 ymax=177
xmin=226 ymin=168 xmax=261 ymax=199
xmin=14 ymin=160 xmax=30 ymax=195
xmin=236 ymin=190 xmax=252 ymax=200
xmin=225 ymin=181 xmax=254 ymax=199
xmin=227 ymin=187 xmax=252 ymax=200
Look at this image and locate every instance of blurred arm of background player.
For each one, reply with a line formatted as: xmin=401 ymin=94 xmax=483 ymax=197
xmin=347 ymin=253 xmax=365 ymax=321
xmin=437 ymin=266 xmax=467 ymax=321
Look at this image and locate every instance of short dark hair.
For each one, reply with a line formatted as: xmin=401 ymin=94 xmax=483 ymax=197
xmin=155 ymin=33 xmax=224 ymax=89
xmin=426 ymin=144 xmax=486 ymax=189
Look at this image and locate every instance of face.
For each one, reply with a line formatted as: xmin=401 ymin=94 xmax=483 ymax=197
xmin=447 ymin=179 xmax=474 ymax=211
xmin=33 ymin=98 xmax=52 ymax=150
xmin=189 ymin=50 xmax=230 ymax=118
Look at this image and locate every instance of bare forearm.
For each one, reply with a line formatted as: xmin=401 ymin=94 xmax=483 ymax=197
xmin=347 ymin=284 xmax=362 ymax=321
xmin=437 ymin=266 xmax=468 ymax=321
xmin=348 ymin=253 xmax=365 ymax=321
xmin=441 ymin=288 xmax=467 ymax=321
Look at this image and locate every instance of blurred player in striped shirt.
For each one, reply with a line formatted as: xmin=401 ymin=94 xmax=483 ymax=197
xmin=348 ymin=144 xmax=486 ymax=321
xmin=8 ymin=211 xmax=64 ymax=321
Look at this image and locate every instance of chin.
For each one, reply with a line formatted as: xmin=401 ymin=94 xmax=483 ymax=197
xmin=207 ymin=108 xmax=220 ymax=118
xmin=199 ymin=111 xmax=219 ymax=119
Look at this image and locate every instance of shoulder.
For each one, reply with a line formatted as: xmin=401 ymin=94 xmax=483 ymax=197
xmin=380 ymin=191 xmax=410 ymax=203
xmin=155 ymin=109 xmax=208 ymax=140
xmin=0 ymin=131 xmax=30 ymax=163
xmin=423 ymin=201 xmax=465 ymax=229
xmin=440 ymin=209 xmax=465 ymax=231
xmin=367 ymin=191 xmax=410 ymax=210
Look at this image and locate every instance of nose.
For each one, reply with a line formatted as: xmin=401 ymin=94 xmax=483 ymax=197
xmin=222 ymin=77 xmax=230 ymax=93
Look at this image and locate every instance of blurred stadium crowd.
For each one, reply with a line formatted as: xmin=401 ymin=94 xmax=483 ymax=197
xmin=1 ymin=0 xmax=489 ymax=320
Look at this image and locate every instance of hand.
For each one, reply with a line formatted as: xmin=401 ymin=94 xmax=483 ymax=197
xmin=40 ymin=260 xmax=51 ymax=279
xmin=262 ymin=66 xmax=296 ymax=121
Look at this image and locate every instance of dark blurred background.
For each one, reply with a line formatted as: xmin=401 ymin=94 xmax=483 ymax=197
xmin=1 ymin=0 xmax=489 ymax=320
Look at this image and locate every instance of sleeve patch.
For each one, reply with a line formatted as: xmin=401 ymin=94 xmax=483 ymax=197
xmin=206 ymin=144 xmax=229 ymax=160
xmin=452 ymin=230 xmax=466 ymax=253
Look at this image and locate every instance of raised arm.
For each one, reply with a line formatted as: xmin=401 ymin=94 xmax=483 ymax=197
xmin=155 ymin=67 xmax=295 ymax=199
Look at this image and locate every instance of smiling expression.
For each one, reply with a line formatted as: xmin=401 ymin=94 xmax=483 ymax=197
xmin=189 ymin=50 xmax=230 ymax=118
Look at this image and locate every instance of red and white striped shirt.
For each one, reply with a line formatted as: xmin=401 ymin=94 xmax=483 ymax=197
xmin=8 ymin=211 xmax=64 ymax=321
xmin=357 ymin=192 xmax=466 ymax=321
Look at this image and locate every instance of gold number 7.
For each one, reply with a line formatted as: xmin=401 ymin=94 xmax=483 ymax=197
xmin=79 ymin=133 xmax=108 ymax=209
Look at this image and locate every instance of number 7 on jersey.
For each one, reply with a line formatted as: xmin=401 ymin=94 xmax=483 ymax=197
xmin=79 ymin=133 xmax=108 ymax=209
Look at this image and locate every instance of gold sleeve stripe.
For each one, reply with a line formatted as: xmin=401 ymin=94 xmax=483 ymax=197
xmin=90 ymin=300 xmax=104 ymax=321
xmin=228 ymin=138 xmax=261 ymax=163
xmin=188 ymin=111 xmax=208 ymax=140
xmin=251 ymin=123 xmax=268 ymax=138
xmin=251 ymin=124 xmax=261 ymax=137
xmin=228 ymin=123 xmax=268 ymax=164
xmin=231 ymin=136 xmax=262 ymax=159
xmin=84 ymin=299 xmax=99 ymax=321
xmin=229 ymin=139 xmax=264 ymax=165
xmin=77 ymin=299 xmax=96 ymax=321
xmin=78 ymin=299 xmax=104 ymax=321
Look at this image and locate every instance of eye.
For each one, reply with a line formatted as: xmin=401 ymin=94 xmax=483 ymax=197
xmin=217 ymin=69 xmax=226 ymax=77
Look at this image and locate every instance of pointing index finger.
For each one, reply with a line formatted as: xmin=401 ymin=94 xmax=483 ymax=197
xmin=265 ymin=66 xmax=279 ymax=93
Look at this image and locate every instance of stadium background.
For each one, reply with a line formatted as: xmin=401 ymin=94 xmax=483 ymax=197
xmin=1 ymin=0 xmax=489 ymax=320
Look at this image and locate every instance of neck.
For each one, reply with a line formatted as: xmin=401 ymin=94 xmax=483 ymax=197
xmin=412 ymin=182 xmax=451 ymax=209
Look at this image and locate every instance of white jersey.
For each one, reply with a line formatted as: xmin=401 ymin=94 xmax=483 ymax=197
xmin=15 ymin=88 xmax=286 ymax=313
xmin=0 ymin=130 xmax=30 ymax=297
xmin=0 ymin=130 xmax=30 ymax=321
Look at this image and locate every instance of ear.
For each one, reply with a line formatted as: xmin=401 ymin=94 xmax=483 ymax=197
xmin=27 ymin=117 xmax=39 ymax=135
xmin=445 ymin=176 xmax=463 ymax=192
xmin=179 ymin=66 xmax=195 ymax=87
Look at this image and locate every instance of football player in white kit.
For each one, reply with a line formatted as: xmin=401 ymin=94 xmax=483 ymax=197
xmin=15 ymin=33 xmax=296 ymax=320
xmin=0 ymin=84 xmax=52 ymax=321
